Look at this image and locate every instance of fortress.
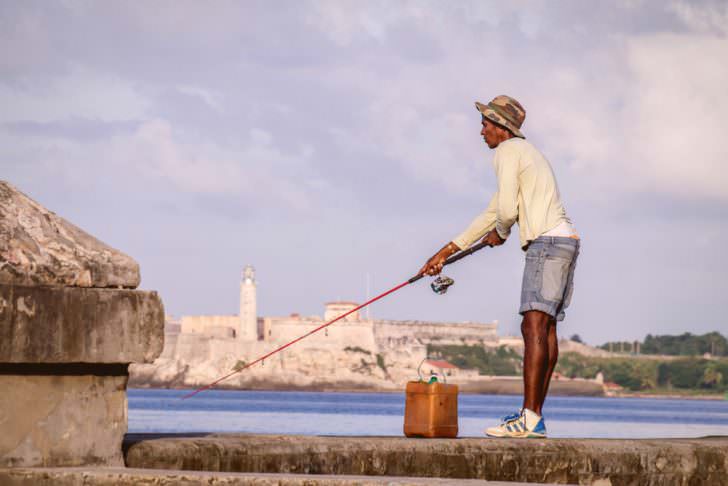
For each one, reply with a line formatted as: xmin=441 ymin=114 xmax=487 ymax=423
xmin=137 ymin=265 xmax=500 ymax=389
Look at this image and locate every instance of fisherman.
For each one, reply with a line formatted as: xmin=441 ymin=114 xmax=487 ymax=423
xmin=418 ymin=95 xmax=579 ymax=438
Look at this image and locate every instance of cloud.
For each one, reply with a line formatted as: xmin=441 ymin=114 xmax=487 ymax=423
xmin=0 ymin=65 xmax=148 ymax=123
xmin=120 ymin=120 xmax=319 ymax=210
xmin=622 ymin=33 xmax=728 ymax=201
xmin=525 ymin=30 xmax=728 ymax=204
xmin=2 ymin=1 xmax=728 ymax=343
xmin=305 ymin=0 xmax=415 ymax=46
xmin=0 ymin=118 xmax=321 ymax=212
xmin=669 ymin=0 xmax=728 ymax=35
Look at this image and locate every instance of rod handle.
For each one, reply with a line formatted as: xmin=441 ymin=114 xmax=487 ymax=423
xmin=408 ymin=240 xmax=490 ymax=283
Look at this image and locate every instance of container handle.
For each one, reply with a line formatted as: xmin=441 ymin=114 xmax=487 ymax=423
xmin=417 ymin=356 xmax=447 ymax=384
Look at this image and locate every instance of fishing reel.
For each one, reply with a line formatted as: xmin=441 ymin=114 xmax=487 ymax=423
xmin=430 ymin=275 xmax=455 ymax=295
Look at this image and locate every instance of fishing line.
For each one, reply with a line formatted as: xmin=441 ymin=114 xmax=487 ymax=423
xmin=181 ymin=240 xmax=490 ymax=400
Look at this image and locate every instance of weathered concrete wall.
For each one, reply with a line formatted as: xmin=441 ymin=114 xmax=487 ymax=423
xmin=0 ymin=374 xmax=128 ymax=467
xmin=0 ymin=283 xmax=164 ymax=467
xmin=0 ymin=467 xmax=539 ymax=485
xmin=0 ymin=284 xmax=164 ymax=363
xmin=266 ymin=318 xmax=378 ymax=350
xmin=124 ymin=434 xmax=728 ymax=486
xmin=0 ymin=180 xmax=165 ymax=468
xmin=0 ymin=181 xmax=139 ymax=288
xmin=374 ymin=320 xmax=499 ymax=346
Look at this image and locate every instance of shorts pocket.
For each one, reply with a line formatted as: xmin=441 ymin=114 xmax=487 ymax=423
xmin=541 ymin=257 xmax=570 ymax=302
xmin=522 ymin=252 xmax=543 ymax=293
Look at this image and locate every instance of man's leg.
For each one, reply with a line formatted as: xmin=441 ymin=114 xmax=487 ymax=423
xmin=521 ymin=310 xmax=551 ymax=415
xmin=538 ymin=319 xmax=558 ymax=415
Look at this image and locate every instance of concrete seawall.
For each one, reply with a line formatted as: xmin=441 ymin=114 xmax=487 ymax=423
xmin=123 ymin=433 xmax=728 ymax=485
xmin=0 ymin=468 xmax=544 ymax=485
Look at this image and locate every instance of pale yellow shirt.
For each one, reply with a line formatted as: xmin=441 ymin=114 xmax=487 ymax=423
xmin=452 ymin=137 xmax=574 ymax=251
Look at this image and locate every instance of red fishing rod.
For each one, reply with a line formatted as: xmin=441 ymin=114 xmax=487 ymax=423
xmin=181 ymin=241 xmax=490 ymax=400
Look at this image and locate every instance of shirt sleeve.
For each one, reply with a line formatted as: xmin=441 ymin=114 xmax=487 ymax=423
xmin=451 ymin=192 xmax=498 ymax=249
xmin=494 ymin=144 xmax=520 ymax=240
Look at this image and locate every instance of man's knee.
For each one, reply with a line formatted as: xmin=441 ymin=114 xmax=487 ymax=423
xmin=521 ymin=311 xmax=551 ymax=341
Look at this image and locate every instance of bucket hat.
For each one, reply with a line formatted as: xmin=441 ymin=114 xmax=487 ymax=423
xmin=475 ymin=95 xmax=526 ymax=138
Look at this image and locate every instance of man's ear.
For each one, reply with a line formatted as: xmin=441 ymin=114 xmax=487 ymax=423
xmin=496 ymin=124 xmax=512 ymax=140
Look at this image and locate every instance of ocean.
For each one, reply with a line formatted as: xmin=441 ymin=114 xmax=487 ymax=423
xmin=128 ymin=388 xmax=728 ymax=439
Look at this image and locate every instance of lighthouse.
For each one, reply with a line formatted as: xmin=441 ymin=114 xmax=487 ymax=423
xmin=239 ymin=265 xmax=257 ymax=341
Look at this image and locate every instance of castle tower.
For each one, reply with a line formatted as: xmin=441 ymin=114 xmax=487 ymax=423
xmin=239 ymin=265 xmax=257 ymax=341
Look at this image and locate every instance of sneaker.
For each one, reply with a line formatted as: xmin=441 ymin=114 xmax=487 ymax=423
xmin=499 ymin=409 xmax=522 ymax=424
xmin=485 ymin=411 xmax=547 ymax=438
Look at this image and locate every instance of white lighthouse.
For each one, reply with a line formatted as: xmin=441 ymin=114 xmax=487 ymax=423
xmin=239 ymin=265 xmax=257 ymax=341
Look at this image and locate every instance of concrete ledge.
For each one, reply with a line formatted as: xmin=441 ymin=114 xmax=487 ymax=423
xmin=124 ymin=433 xmax=728 ymax=485
xmin=0 ymin=374 xmax=128 ymax=467
xmin=0 ymin=284 xmax=164 ymax=363
xmin=0 ymin=467 xmax=550 ymax=485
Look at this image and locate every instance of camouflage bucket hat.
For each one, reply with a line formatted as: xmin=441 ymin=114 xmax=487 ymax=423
xmin=475 ymin=95 xmax=526 ymax=138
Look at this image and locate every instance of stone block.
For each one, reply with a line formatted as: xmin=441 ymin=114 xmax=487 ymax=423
xmin=0 ymin=181 xmax=165 ymax=469
xmin=124 ymin=433 xmax=728 ymax=485
xmin=0 ymin=283 xmax=164 ymax=467
xmin=0 ymin=373 xmax=128 ymax=467
xmin=0 ymin=181 xmax=139 ymax=288
xmin=0 ymin=284 xmax=164 ymax=363
xmin=0 ymin=468 xmax=529 ymax=485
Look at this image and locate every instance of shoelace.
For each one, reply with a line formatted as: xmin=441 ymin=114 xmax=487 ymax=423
xmin=500 ymin=410 xmax=522 ymax=424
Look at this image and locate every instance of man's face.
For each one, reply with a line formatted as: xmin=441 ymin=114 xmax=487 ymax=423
xmin=480 ymin=117 xmax=501 ymax=149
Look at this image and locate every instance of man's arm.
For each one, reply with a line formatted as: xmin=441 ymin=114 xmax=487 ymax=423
xmin=418 ymin=193 xmax=499 ymax=276
xmin=418 ymin=144 xmax=522 ymax=276
xmin=494 ymin=146 xmax=520 ymax=240
xmin=452 ymin=192 xmax=498 ymax=249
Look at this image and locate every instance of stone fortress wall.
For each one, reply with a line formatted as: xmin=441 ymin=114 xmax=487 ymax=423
xmin=133 ymin=266 xmax=500 ymax=390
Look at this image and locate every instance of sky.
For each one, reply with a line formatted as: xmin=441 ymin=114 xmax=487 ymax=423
xmin=1 ymin=1 xmax=727 ymax=345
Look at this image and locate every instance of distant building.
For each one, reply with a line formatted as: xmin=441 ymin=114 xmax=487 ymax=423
xmin=421 ymin=359 xmax=479 ymax=380
xmin=161 ymin=266 xmax=499 ymax=374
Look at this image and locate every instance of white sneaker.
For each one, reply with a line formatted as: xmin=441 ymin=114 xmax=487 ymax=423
xmin=485 ymin=410 xmax=547 ymax=438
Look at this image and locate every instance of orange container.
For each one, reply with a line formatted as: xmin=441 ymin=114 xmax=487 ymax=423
xmin=403 ymin=381 xmax=459 ymax=438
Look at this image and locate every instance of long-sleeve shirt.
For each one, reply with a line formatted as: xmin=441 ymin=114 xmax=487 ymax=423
xmin=452 ymin=137 xmax=573 ymax=251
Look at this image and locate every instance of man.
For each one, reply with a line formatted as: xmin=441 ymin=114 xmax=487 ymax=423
xmin=418 ymin=95 xmax=579 ymax=438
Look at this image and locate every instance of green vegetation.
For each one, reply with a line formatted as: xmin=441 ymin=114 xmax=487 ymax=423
xmin=423 ymin=334 xmax=728 ymax=394
xmin=657 ymin=359 xmax=728 ymax=389
xmin=557 ymin=354 xmax=658 ymax=390
xmin=344 ymin=346 xmax=372 ymax=355
xmin=557 ymin=352 xmax=728 ymax=392
xmin=643 ymin=332 xmax=727 ymax=356
xmin=376 ymin=353 xmax=387 ymax=373
xmin=427 ymin=344 xmax=521 ymax=376
xmin=601 ymin=332 xmax=727 ymax=357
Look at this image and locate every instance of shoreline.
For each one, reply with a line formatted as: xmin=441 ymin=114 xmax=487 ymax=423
xmin=129 ymin=383 xmax=726 ymax=400
xmin=610 ymin=391 xmax=726 ymax=401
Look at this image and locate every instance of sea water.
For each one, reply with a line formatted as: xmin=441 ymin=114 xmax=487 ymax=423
xmin=128 ymin=388 xmax=728 ymax=439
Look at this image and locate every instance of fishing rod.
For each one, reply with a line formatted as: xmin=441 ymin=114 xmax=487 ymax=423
xmin=181 ymin=240 xmax=491 ymax=400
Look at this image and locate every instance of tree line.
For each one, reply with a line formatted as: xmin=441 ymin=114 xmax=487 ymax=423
xmin=599 ymin=332 xmax=727 ymax=357
xmin=557 ymin=353 xmax=728 ymax=392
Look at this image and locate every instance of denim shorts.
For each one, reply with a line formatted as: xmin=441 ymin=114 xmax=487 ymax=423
xmin=519 ymin=236 xmax=580 ymax=322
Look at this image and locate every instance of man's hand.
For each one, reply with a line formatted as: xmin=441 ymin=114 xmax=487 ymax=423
xmin=418 ymin=242 xmax=459 ymax=276
xmin=481 ymin=229 xmax=506 ymax=247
